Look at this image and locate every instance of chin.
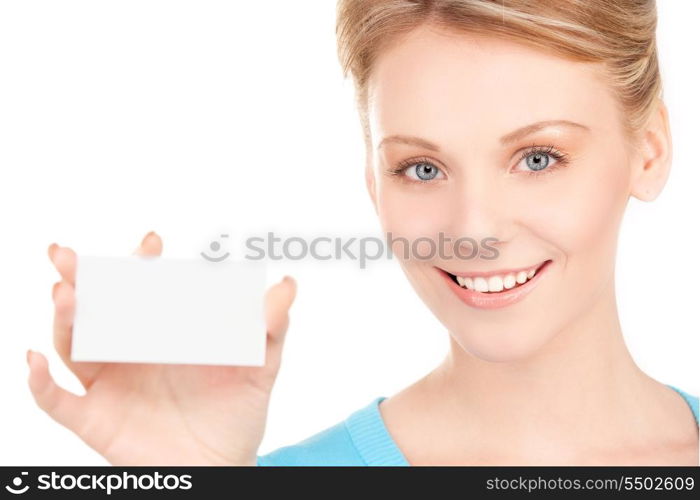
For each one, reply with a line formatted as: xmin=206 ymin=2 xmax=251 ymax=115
xmin=446 ymin=322 xmax=560 ymax=363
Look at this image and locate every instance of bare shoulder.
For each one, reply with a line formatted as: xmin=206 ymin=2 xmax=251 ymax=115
xmin=645 ymin=380 xmax=697 ymax=435
xmin=578 ymin=378 xmax=698 ymax=465
xmin=631 ymin=380 xmax=699 ymax=465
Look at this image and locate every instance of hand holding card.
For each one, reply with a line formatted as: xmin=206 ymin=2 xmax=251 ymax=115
xmin=26 ymin=231 xmax=297 ymax=466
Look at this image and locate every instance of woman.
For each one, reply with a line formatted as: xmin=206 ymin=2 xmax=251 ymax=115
xmin=28 ymin=0 xmax=698 ymax=465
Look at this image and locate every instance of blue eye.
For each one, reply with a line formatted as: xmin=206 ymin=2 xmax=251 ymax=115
xmin=515 ymin=145 xmax=569 ymax=176
xmin=525 ymin=152 xmax=550 ymax=171
xmin=410 ymin=162 xmax=442 ymax=180
xmin=392 ymin=159 xmax=445 ymax=182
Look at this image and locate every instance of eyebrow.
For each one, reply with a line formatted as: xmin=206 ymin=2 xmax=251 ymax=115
xmin=377 ymin=120 xmax=590 ymax=152
xmin=499 ymin=119 xmax=590 ymax=145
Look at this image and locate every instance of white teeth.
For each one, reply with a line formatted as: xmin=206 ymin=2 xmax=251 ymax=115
xmin=473 ymin=277 xmax=489 ymax=292
xmin=487 ymin=275 xmax=504 ymax=292
xmin=451 ymin=263 xmax=542 ymax=293
xmin=503 ymin=274 xmax=516 ymax=289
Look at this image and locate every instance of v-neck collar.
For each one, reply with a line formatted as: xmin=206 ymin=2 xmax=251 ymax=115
xmin=344 ymin=396 xmax=410 ymax=466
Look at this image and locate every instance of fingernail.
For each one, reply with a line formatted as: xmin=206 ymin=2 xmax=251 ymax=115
xmin=141 ymin=231 xmax=156 ymax=245
xmin=48 ymin=243 xmax=58 ymax=260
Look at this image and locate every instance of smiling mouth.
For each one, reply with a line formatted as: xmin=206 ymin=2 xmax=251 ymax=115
xmin=441 ymin=260 xmax=552 ymax=294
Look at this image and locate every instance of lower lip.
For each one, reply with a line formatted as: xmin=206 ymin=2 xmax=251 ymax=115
xmin=438 ymin=260 xmax=552 ymax=310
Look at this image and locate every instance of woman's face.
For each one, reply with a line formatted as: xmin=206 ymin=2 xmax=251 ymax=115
xmin=366 ymin=25 xmax=639 ymax=362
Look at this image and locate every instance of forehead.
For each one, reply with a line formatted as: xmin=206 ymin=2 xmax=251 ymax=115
xmin=367 ymin=25 xmax=616 ymax=147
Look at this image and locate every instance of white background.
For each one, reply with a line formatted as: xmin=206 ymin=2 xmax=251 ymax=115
xmin=0 ymin=0 xmax=697 ymax=465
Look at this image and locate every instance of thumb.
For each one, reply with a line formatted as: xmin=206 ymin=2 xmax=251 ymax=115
xmin=27 ymin=349 xmax=87 ymax=436
xmin=264 ymin=275 xmax=297 ymax=348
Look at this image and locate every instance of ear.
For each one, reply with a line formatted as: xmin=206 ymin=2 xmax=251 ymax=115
xmin=630 ymin=99 xmax=672 ymax=202
xmin=365 ymin=161 xmax=378 ymax=214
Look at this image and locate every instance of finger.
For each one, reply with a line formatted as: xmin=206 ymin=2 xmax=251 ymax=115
xmin=52 ymin=281 xmax=75 ymax=364
xmin=27 ymin=349 xmax=88 ymax=437
xmin=48 ymin=244 xmax=77 ymax=287
xmin=133 ymin=231 xmax=162 ymax=256
xmin=52 ymin=281 xmax=103 ymax=389
xmin=264 ymin=275 xmax=297 ymax=348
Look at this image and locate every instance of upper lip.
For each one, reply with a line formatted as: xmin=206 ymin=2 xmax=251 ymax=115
xmin=439 ymin=259 xmax=550 ymax=279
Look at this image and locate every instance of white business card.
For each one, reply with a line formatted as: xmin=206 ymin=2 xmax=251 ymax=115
xmin=71 ymin=255 xmax=267 ymax=366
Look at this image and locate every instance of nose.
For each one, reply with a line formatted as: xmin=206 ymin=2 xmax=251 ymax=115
xmin=446 ymin=178 xmax=511 ymax=260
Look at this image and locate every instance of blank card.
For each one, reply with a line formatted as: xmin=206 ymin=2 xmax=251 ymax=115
xmin=71 ymin=255 xmax=267 ymax=366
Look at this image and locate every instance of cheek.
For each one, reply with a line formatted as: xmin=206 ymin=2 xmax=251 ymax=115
xmin=375 ymin=183 xmax=451 ymax=257
xmin=525 ymin=155 xmax=630 ymax=258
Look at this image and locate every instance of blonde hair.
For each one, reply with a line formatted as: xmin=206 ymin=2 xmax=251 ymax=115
xmin=336 ymin=0 xmax=661 ymax=150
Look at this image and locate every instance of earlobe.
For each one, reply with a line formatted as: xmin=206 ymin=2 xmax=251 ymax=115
xmin=630 ymin=100 xmax=672 ymax=202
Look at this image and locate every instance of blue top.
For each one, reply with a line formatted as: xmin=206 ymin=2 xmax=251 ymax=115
xmin=256 ymin=384 xmax=699 ymax=466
